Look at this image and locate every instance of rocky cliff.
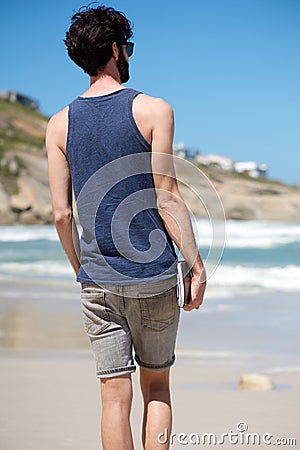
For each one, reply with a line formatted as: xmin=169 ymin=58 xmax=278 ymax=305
xmin=0 ymin=98 xmax=299 ymax=224
xmin=176 ymin=162 xmax=300 ymax=221
xmin=0 ymin=98 xmax=52 ymax=224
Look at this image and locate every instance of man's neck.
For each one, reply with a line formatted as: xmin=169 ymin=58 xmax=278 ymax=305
xmin=82 ymin=66 xmax=124 ymax=98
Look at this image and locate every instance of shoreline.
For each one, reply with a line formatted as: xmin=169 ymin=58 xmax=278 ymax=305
xmin=1 ymin=279 xmax=299 ymax=448
xmin=0 ymin=349 xmax=299 ymax=450
xmin=0 ymin=279 xmax=299 ymax=365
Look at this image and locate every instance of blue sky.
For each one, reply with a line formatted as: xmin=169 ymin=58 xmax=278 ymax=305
xmin=1 ymin=0 xmax=299 ymax=184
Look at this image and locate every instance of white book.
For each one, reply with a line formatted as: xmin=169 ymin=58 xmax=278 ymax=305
xmin=176 ymin=260 xmax=192 ymax=307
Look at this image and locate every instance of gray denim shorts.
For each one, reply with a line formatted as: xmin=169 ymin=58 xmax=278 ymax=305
xmin=80 ymin=278 xmax=180 ymax=379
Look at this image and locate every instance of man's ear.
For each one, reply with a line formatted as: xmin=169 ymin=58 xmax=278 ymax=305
xmin=112 ymin=42 xmax=119 ymax=61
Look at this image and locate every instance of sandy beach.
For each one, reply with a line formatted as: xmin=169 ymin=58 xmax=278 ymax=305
xmin=1 ymin=350 xmax=299 ymax=450
xmin=0 ymin=279 xmax=299 ymax=449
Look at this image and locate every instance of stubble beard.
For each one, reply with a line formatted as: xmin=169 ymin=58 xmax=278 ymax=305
xmin=117 ymin=49 xmax=130 ymax=83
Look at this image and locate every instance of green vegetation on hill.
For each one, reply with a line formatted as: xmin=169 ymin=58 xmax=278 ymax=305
xmin=0 ymin=99 xmax=48 ymax=193
xmin=0 ymin=99 xmax=47 ymax=152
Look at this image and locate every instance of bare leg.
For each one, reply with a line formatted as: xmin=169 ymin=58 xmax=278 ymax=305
xmin=100 ymin=373 xmax=134 ymax=450
xmin=140 ymin=367 xmax=172 ymax=450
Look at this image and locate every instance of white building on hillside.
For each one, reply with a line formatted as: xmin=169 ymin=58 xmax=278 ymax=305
xmin=199 ymin=153 xmax=234 ymax=171
xmin=173 ymin=142 xmax=200 ymax=159
xmin=173 ymin=142 xmax=268 ymax=179
xmin=173 ymin=141 xmax=186 ymax=158
xmin=234 ymin=161 xmax=268 ymax=178
xmin=0 ymin=90 xmax=39 ymax=110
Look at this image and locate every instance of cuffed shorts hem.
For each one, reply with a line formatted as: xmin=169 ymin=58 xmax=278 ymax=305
xmin=96 ymin=365 xmax=136 ymax=379
xmin=135 ymin=353 xmax=176 ymax=371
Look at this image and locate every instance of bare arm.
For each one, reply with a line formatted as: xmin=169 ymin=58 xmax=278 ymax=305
xmin=151 ymin=99 xmax=206 ymax=310
xmin=46 ymin=110 xmax=81 ymax=278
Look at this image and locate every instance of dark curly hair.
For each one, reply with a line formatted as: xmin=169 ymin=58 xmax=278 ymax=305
xmin=64 ymin=4 xmax=133 ymax=76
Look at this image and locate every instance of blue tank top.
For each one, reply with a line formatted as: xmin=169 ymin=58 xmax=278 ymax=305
xmin=66 ymin=88 xmax=177 ymax=285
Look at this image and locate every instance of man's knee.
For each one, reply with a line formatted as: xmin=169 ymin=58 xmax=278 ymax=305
xmin=101 ymin=373 xmax=133 ymax=403
xmin=140 ymin=368 xmax=170 ymax=398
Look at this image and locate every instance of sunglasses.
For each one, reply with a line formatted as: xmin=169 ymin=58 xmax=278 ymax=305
xmin=123 ymin=41 xmax=134 ymax=58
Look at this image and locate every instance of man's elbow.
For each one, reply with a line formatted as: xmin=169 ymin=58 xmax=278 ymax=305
xmin=53 ymin=208 xmax=73 ymax=226
xmin=156 ymin=192 xmax=183 ymax=212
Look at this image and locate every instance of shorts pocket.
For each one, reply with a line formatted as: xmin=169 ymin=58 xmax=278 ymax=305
xmin=81 ymin=290 xmax=110 ymax=337
xmin=139 ymin=288 xmax=176 ymax=331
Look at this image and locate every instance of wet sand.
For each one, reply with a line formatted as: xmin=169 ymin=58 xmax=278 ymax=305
xmin=0 ymin=279 xmax=299 ymax=449
xmin=0 ymin=350 xmax=299 ymax=450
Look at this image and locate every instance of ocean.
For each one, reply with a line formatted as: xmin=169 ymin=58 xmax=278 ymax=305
xmin=0 ymin=220 xmax=299 ymax=371
xmin=0 ymin=220 xmax=299 ymax=296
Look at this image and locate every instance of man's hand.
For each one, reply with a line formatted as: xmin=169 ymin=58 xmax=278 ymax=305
xmin=183 ymin=268 xmax=207 ymax=311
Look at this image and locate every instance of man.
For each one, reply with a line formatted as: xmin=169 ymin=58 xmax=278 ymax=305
xmin=46 ymin=5 xmax=206 ymax=450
